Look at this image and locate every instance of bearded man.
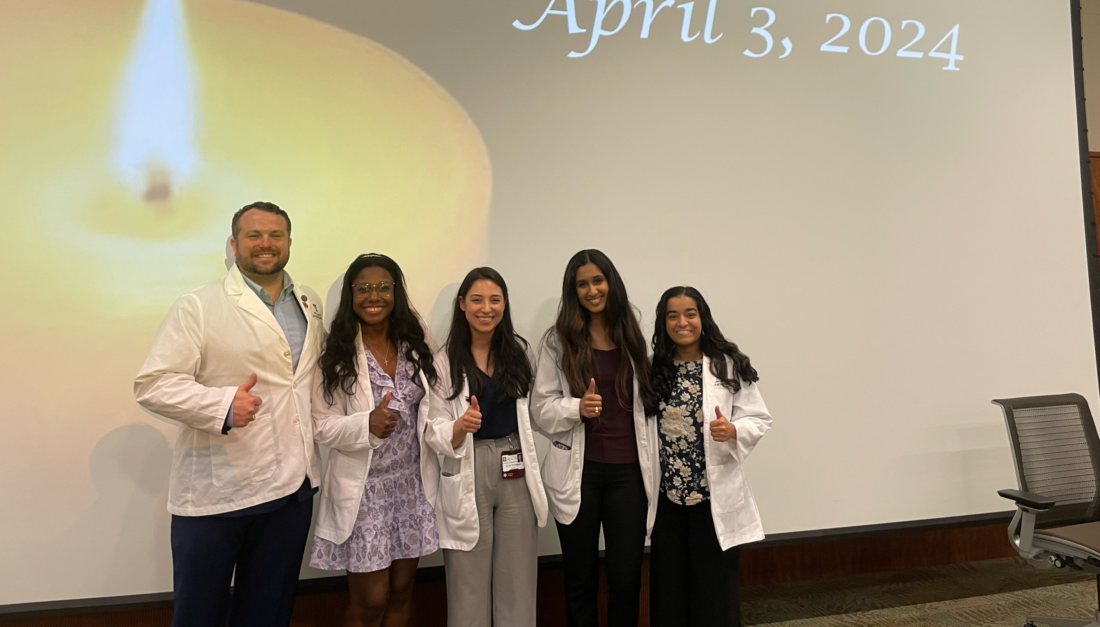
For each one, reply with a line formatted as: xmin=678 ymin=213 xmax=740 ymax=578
xmin=135 ymin=201 xmax=324 ymax=627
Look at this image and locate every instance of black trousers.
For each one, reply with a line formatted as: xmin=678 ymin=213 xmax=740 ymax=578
xmin=169 ymin=491 xmax=314 ymax=627
xmin=555 ymin=460 xmax=648 ymax=627
xmin=649 ymin=495 xmax=741 ymax=627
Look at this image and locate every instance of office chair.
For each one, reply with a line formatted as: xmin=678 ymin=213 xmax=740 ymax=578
xmin=995 ymin=393 xmax=1100 ymax=627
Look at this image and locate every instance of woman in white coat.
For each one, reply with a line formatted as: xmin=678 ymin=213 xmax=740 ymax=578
xmin=648 ymin=286 xmax=772 ymax=627
xmin=308 ymin=253 xmax=440 ymax=627
xmin=531 ymin=249 xmax=661 ymax=627
xmin=425 ymin=267 xmax=549 ymax=627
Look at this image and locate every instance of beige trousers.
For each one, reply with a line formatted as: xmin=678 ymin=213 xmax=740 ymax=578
xmin=443 ymin=434 xmax=538 ymax=627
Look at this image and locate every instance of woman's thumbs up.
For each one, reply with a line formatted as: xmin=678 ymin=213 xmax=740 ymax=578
xmin=709 ymin=405 xmax=736 ymax=442
xmin=581 ymin=378 xmax=602 ymax=419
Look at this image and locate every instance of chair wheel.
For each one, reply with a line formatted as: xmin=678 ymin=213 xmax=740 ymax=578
xmin=1023 ymin=623 xmax=1037 ymax=627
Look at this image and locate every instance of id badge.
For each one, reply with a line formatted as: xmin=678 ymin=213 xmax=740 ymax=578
xmin=502 ymin=450 xmax=525 ymax=479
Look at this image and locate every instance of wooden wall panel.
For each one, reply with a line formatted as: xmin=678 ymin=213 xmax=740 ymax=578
xmin=740 ymin=523 xmax=1015 ymax=587
xmin=1089 ymin=152 xmax=1100 ymax=252
xmin=0 ymin=608 xmax=173 ymax=627
xmin=1086 ymin=151 xmax=1095 ymax=248
xmin=2 ymin=522 xmax=1013 ymax=627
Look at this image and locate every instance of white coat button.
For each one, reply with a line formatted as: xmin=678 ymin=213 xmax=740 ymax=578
xmin=466 ymin=487 xmax=473 ymax=494
xmin=293 ymin=418 xmax=300 ymax=425
xmin=284 ymin=350 xmax=291 ymax=358
xmin=574 ymin=463 xmax=579 ymax=470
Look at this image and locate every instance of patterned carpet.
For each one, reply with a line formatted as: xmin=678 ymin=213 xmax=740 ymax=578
xmin=743 ymin=558 xmax=1098 ymax=627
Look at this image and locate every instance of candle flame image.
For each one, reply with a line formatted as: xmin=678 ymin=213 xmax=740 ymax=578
xmin=115 ymin=0 xmax=198 ymax=201
xmin=0 ymin=0 xmax=492 ymax=324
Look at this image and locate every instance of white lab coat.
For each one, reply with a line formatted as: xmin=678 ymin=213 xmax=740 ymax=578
xmin=134 ymin=265 xmax=325 ymax=516
xmin=530 ymin=331 xmax=661 ymax=537
xmin=311 ymin=331 xmax=436 ymax=545
xmin=425 ymin=348 xmax=549 ymax=551
xmin=696 ymin=355 xmax=772 ymax=550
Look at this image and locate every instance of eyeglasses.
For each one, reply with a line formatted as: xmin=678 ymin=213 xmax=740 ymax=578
xmin=352 ymin=281 xmax=393 ymax=297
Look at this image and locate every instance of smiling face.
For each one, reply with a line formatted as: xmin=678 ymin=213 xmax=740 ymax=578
xmin=575 ymin=262 xmax=609 ymax=315
xmin=460 ymin=278 xmax=505 ymax=336
xmin=351 ymin=266 xmax=395 ymax=327
xmin=230 ymin=209 xmax=291 ymax=277
xmin=665 ymin=295 xmax=702 ymax=353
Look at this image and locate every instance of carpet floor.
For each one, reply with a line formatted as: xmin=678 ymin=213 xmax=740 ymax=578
xmin=742 ymin=558 xmax=1097 ymax=626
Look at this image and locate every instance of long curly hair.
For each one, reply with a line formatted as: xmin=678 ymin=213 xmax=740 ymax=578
xmin=651 ymin=286 xmax=758 ymax=401
xmin=551 ymin=249 xmax=658 ymax=415
xmin=444 ymin=267 xmax=532 ymax=401
xmin=319 ymin=253 xmax=437 ymax=404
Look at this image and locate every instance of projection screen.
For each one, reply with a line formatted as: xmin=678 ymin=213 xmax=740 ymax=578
xmin=1 ymin=0 xmax=1096 ymax=606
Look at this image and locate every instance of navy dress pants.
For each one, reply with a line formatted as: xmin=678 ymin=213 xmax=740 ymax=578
xmin=169 ymin=492 xmax=313 ymax=627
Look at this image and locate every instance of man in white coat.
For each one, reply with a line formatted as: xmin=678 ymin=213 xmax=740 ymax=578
xmin=134 ymin=202 xmax=325 ymax=627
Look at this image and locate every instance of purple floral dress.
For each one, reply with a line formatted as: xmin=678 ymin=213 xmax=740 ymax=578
xmin=310 ymin=344 xmax=439 ymax=573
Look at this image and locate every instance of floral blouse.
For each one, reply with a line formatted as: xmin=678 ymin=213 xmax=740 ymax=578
xmin=657 ymin=360 xmax=708 ymax=506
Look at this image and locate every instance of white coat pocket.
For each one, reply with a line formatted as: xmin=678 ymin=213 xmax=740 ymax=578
xmin=710 ymin=462 xmax=746 ymax=513
xmin=438 ymin=472 xmax=468 ymax=520
xmin=211 ymin=413 xmax=278 ymax=489
xmin=708 ymin=440 xmax=737 ymax=467
xmin=324 ymin=451 xmax=368 ymax=508
xmin=543 ymin=433 xmax=574 ymax=492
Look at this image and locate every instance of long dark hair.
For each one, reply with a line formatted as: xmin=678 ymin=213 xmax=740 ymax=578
xmin=320 ymin=253 xmax=438 ymax=404
xmin=551 ymin=249 xmax=658 ymax=415
xmin=445 ymin=267 xmax=532 ymax=401
xmin=651 ymin=286 xmax=758 ymax=400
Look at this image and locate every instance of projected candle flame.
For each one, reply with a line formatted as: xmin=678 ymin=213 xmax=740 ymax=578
xmin=114 ymin=0 xmax=198 ymax=201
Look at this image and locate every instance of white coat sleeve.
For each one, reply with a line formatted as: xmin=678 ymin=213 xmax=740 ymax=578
xmin=311 ymin=365 xmax=382 ymax=452
xmin=424 ymin=365 xmax=468 ymax=460
xmin=530 ymin=339 xmax=582 ymax=435
xmin=524 ymin=346 xmax=549 ymax=438
xmin=134 ymin=294 xmax=236 ymax=436
xmin=728 ymin=381 xmax=772 ymax=462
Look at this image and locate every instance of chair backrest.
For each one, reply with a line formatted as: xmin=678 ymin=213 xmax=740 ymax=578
xmin=994 ymin=394 xmax=1100 ymax=528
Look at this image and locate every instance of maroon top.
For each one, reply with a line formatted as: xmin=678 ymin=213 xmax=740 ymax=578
xmin=584 ymin=348 xmax=639 ymax=464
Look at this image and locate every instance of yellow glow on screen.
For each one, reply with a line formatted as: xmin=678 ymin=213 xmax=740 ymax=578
xmin=0 ymin=0 xmax=491 ymax=325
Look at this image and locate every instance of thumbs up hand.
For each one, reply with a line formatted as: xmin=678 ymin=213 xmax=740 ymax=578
xmin=232 ymin=373 xmax=263 ymax=427
xmin=580 ymin=378 xmax=603 ymax=420
xmin=709 ymin=405 xmax=737 ymax=443
xmin=452 ymin=395 xmax=482 ymax=448
xmin=369 ymin=391 xmax=399 ymax=439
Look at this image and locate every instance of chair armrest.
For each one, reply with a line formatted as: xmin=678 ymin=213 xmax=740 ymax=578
xmin=998 ymin=489 xmax=1056 ymax=511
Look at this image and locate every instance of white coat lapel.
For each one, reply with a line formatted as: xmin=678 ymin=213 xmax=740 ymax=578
xmin=417 ymin=360 xmax=433 ymax=438
xmin=291 ymin=284 xmax=322 ymax=378
xmin=457 ymin=374 xmax=471 ymax=415
xmin=226 ymin=266 xmax=288 ymax=347
xmin=352 ymin=332 xmax=376 ymax=414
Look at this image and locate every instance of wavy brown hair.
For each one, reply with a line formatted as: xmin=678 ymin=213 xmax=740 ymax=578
xmin=445 ymin=267 xmax=532 ymax=401
xmin=651 ymin=286 xmax=758 ymax=401
xmin=551 ymin=249 xmax=657 ymax=415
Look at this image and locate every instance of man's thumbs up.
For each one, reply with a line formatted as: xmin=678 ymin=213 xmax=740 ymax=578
xmin=232 ymin=373 xmax=262 ymax=427
xmin=710 ymin=405 xmax=736 ymax=442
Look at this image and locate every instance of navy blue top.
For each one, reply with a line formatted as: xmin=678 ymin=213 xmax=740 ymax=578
xmin=472 ymin=369 xmax=519 ymax=440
